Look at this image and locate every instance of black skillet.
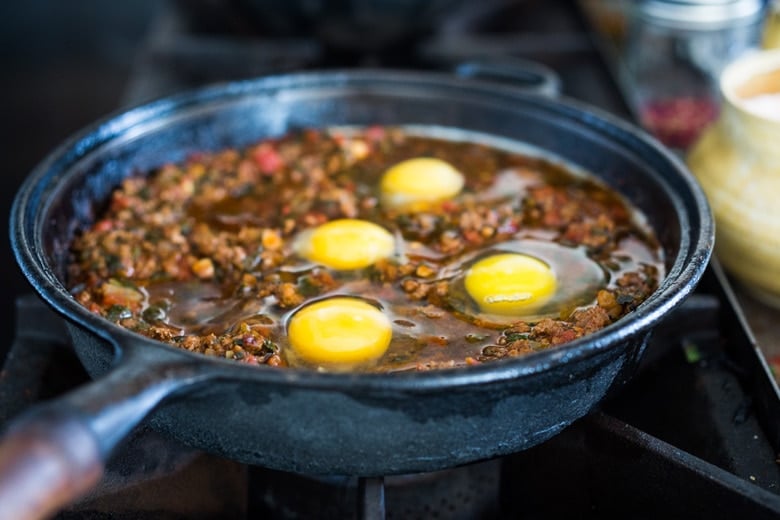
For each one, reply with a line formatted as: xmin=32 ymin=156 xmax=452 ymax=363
xmin=1 ymin=69 xmax=713 ymax=519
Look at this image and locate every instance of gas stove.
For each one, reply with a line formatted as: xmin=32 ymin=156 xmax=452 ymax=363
xmin=2 ymin=0 xmax=780 ymax=518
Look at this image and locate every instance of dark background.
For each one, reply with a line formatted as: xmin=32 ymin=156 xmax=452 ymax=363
xmin=0 ymin=0 xmax=580 ymax=346
xmin=0 ymin=1 xmax=160 ymax=344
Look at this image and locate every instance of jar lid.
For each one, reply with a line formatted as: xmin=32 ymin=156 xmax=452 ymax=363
xmin=639 ymin=0 xmax=764 ymax=29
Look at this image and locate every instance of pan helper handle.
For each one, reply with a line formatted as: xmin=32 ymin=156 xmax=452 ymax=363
xmin=0 ymin=345 xmax=211 ymax=520
xmin=455 ymin=57 xmax=561 ymax=97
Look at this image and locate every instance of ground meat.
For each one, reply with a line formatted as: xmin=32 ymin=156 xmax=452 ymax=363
xmin=274 ymin=282 xmax=305 ymax=308
xmin=66 ymin=126 xmax=664 ymax=372
xmin=571 ymin=306 xmax=612 ymax=334
xmin=401 ymin=279 xmax=431 ymax=301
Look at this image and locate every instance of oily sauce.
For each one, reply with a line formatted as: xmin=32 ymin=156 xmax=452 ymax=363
xmin=67 ymin=126 xmax=664 ymax=372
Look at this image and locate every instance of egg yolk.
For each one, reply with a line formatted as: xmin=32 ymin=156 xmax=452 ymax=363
xmin=294 ymin=219 xmax=395 ymax=270
xmin=464 ymin=253 xmax=557 ymax=315
xmin=287 ymin=297 xmax=392 ymax=367
xmin=380 ymin=157 xmax=465 ymax=211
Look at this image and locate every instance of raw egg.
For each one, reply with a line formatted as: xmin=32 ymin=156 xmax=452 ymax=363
xmin=293 ymin=218 xmax=395 ymax=270
xmin=286 ymin=297 xmax=392 ymax=368
xmin=380 ymin=157 xmax=465 ymax=211
xmin=464 ymin=253 xmax=557 ymax=315
xmin=448 ymin=240 xmax=606 ymax=324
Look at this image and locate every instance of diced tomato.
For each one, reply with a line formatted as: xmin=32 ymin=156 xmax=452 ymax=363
xmin=93 ymin=219 xmax=114 ymax=232
xmin=110 ymin=193 xmax=134 ymax=211
xmin=552 ymin=329 xmax=578 ymax=345
xmin=769 ymin=356 xmax=780 ymax=381
xmin=101 ymin=281 xmax=143 ymax=309
xmin=463 ymin=230 xmax=481 ymax=243
xmin=187 ymin=151 xmax=208 ymax=163
xmin=303 ymin=129 xmax=321 ymax=143
xmin=441 ymin=200 xmax=458 ymax=212
xmin=365 ymin=125 xmax=385 ymax=143
xmin=242 ymin=354 xmax=259 ymax=365
xmin=253 ymin=144 xmax=284 ymax=174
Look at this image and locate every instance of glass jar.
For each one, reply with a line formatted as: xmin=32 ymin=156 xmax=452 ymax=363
xmin=687 ymin=49 xmax=780 ymax=307
xmin=621 ymin=0 xmax=765 ymax=152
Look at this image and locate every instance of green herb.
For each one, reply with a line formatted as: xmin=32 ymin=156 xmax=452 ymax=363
xmin=150 ymin=271 xmax=170 ymax=282
xmin=108 ymin=278 xmax=139 ymax=290
xmin=297 ymin=276 xmax=321 ymax=297
xmin=504 ymin=332 xmax=530 ymax=342
xmin=142 ymin=305 xmax=167 ymax=323
xmin=106 ymin=254 xmax=122 ymax=271
xmin=106 ymin=305 xmax=132 ymax=321
xmin=482 ymin=345 xmax=506 ymax=358
xmin=233 ymin=183 xmax=253 ymax=198
xmin=262 ymin=338 xmax=279 ymax=353
xmin=682 ymin=341 xmax=702 ymax=364
xmin=243 ymin=251 xmax=262 ymax=271
xmin=401 ymin=213 xmax=417 ymax=227
xmin=144 ymin=228 xmax=165 ymax=243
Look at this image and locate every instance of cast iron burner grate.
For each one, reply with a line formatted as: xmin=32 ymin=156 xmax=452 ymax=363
xmin=2 ymin=261 xmax=779 ymax=519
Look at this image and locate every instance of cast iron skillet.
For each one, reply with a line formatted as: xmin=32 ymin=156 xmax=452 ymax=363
xmin=1 ymin=69 xmax=713 ymax=519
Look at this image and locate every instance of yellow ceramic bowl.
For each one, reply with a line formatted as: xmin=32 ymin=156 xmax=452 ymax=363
xmin=687 ymin=49 xmax=780 ymax=307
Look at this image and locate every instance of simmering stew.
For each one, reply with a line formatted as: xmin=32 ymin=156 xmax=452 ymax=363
xmin=66 ymin=126 xmax=664 ymax=372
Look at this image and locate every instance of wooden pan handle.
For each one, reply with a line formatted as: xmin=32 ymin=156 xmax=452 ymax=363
xmin=0 ymin=346 xmax=211 ymax=520
xmin=0 ymin=408 xmax=104 ymax=520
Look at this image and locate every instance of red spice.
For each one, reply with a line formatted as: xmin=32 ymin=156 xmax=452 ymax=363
xmin=639 ymin=96 xmax=720 ymax=150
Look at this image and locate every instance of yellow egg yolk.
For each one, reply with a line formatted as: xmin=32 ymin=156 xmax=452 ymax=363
xmin=287 ymin=297 xmax=392 ymax=367
xmin=294 ymin=219 xmax=395 ymax=270
xmin=464 ymin=253 xmax=557 ymax=315
xmin=380 ymin=157 xmax=465 ymax=211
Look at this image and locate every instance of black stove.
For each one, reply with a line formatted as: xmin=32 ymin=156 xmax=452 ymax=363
xmin=3 ymin=0 xmax=780 ymax=518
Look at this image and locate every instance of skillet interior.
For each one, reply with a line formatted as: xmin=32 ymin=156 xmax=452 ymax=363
xmin=11 ymin=70 xmax=713 ymax=475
